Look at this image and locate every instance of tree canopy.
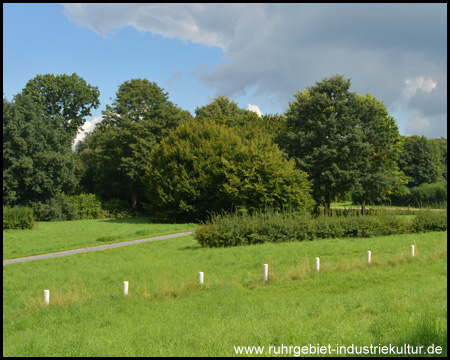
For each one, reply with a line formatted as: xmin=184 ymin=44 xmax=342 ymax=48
xmin=143 ymin=119 xmax=314 ymax=222
xmin=76 ymin=79 xmax=193 ymax=208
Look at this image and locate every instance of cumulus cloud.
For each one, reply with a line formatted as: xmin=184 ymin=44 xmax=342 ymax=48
xmin=73 ymin=116 xmax=103 ymax=148
xmin=247 ymin=104 xmax=263 ymax=117
xmin=62 ymin=3 xmax=447 ymax=137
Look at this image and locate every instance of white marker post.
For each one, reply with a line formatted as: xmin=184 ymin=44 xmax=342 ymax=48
xmin=199 ymin=272 xmax=204 ymax=285
xmin=367 ymin=251 xmax=372 ymax=264
xmin=44 ymin=290 xmax=50 ymax=305
xmin=315 ymin=257 xmax=320 ymax=272
xmin=410 ymin=245 xmax=415 ymax=257
xmin=123 ymin=281 xmax=129 ymax=296
xmin=263 ymin=264 xmax=269 ymax=283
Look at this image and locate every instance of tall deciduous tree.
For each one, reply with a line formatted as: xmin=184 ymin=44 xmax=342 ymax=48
xmin=350 ymin=94 xmax=409 ymax=213
xmin=3 ymin=93 xmax=77 ymax=206
xmin=22 ymin=73 xmax=100 ymax=143
xmin=279 ymin=75 xmax=407 ymax=214
xmin=279 ymin=75 xmax=359 ymax=214
xmin=76 ymin=79 xmax=193 ymax=209
xmin=398 ymin=135 xmax=443 ymax=187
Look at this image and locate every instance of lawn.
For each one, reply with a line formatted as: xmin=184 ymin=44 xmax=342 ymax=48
xmin=3 ymin=231 xmax=447 ymax=356
xmin=3 ymin=217 xmax=197 ymax=260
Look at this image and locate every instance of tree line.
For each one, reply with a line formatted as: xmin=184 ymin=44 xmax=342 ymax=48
xmin=3 ymin=73 xmax=447 ymax=222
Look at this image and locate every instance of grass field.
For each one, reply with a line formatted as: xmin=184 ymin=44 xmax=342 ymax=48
xmin=3 ymin=230 xmax=447 ymax=356
xmin=3 ymin=217 xmax=196 ymax=260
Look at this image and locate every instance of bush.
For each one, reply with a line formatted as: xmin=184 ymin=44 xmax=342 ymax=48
xmin=195 ymin=209 xmax=447 ymax=247
xmin=410 ymin=182 xmax=447 ymax=207
xmin=31 ymin=196 xmax=78 ymax=222
xmin=143 ymin=120 xmax=314 ymax=222
xmin=62 ymin=193 xmax=108 ymax=219
xmin=3 ymin=206 xmax=35 ymax=230
xmin=412 ymin=210 xmax=447 ymax=233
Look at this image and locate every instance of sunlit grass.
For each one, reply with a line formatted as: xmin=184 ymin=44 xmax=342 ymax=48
xmin=3 ymin=232 xmax=447 ymax=356
xmin=3 ymin=217 xmax=197 ymax=260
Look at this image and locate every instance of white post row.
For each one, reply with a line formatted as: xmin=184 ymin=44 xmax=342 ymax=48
xmin=44 ymin=289 xmax=50 ymax=305
xmin=199 ymin=272 xmax=204 ymax=285
xmin=123 ymin=281 xmax=129 ymax=296
xmin=263 ymin=264 xmax=269 ymax=283
xmin=367 ymin=251 xmax=372 ymax=264
xmin=410 ymin=245 xmax=415 ymax=257
xmin=315 ymin=257 xmax=320 ymax=272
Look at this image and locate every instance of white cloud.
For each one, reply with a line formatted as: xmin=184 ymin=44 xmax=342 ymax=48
xmin=403 ymin=77 xmax=437 ymax=99
xmin=73 ymin=116 xmax=103 ymax=148
xmin=247 ymin=104 xmax=263 ymax=117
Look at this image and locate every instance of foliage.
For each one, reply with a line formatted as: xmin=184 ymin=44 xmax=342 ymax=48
xmin=62 ymin=193 xmax=108 ymax=220
xmin=412 ymin=210 xmax=448 ymax=233
xmin=30 ymin=194 xmax=78 ymax=222
xmin=76 ymin=79 xmax=193 ymax=209
xmin=3 ymin=93 xmax=78 ymax=206
xmin=21 ymin=73 xmax=100 ymax=143
xmin=195 ymin=209 xmax=446 ymax=247
xmin=397 ymin=135 xmax=443 ymax=187
xmin=3 ymin=205 xmax=35 ymax=230
xmin=410 ymin=182 xmax=447 ymax=207
xmin=278 ymin=75 xmax=407 ymax=214
xmin=143 ymin=120 xmax=314 ymax=222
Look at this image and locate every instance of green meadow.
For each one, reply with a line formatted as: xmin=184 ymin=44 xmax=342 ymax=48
xmin=3 ymin=217 xmax=196 ymax=260
xmin=3 ymin=230 xmax=447 ymax=357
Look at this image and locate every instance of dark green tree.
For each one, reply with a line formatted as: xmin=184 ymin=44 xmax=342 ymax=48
xmin=350 ymin=94 xmax=409 ymax=213
xmin=143 ymin=119 xmax=314 ymax=222
xmin=3 ymin=93 xmax=77 ymax=206
xmin=398 ymin=135 xmax=442 ymax=187
xmin=22 ymin=73 xmax=100 ymax=143
xmin=279 ymin=75 xmax=408 ymax=215
xmin=76 ymin=79 xmax=193 ymax=209
xmin=279 ymin=75 xmax=359 ymax=214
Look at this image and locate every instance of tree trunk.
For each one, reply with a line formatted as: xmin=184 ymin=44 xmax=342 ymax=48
xmin=131 ymin=193 xmax=138 ymax=210
xmin=361 ymin=199 xmax=366 ymax=216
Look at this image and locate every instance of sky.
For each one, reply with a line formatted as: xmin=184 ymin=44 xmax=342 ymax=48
xmin=3 ymin=3 xmax=447 ymax=146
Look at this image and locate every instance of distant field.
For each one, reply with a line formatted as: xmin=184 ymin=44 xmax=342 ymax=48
xmin=3 ymin=231 xmax=447 ymax=356
xmin=3 ymin=217 xmax=197 ymax=260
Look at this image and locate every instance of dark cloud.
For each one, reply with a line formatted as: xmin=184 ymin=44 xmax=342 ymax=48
xmin=63 ymin=3 xmax=447 ymax=137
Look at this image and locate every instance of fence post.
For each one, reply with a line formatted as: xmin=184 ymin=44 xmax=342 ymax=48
xmin=367 ymin=251 xmax=372 ymax=264
xmin=263 ymin=264 xmax=268 ymax=283
xmin=315 ymin=257 xmax=320 ymax=272
xmin=199 ymin=272 xmax=204 ymax=285
xmin=410 ymin=245 xmax=415 ymax=257
xmin=123 ymin=281 xmax=129 ymax=296
xmin=44 ymin=290 xmax=50 ymax=305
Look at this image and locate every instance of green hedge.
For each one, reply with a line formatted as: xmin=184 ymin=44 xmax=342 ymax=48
xmin=3 ymin=206 xmax=35 ymax=230
xmin=195 ymin=209 xmax=447 ymax=247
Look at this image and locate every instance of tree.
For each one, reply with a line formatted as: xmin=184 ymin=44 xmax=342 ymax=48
xmin=279 ymin=75 xmax=359 ymax=214
xmin=143 ymin=119 xmax=314 ymax=222
xmin=350 ymin=94 xmax=409 ymax=213
xmin=76 ymin=79 xmax=193 ymax=209
xmin=3 ymin=93 xmax=77 ymax=206
xmin=194 ymin=95 xmax=248 ymax=125
xmin=22 ymin=73 xmax=100 ymax=143
xmin=398 ymin=135 xmax=442 ymax=187
xmin=279 ymin=75 xmax=408 ymax=214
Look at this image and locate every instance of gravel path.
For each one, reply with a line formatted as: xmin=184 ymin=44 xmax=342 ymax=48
xmin=3 ymin=231 xmax=195 ymax=266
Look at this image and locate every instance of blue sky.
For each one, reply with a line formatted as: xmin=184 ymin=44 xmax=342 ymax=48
xmin=3 ymin=3 xmax=447 ymax=145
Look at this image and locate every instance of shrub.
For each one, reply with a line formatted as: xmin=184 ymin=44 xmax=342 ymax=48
xmin=412 ymin=210 xmax=447 ymax=233
xmin=30 ymin=196 xmax=78 ymax=222
xmin=143 ymin=120 xmax=314 ymax=222
xmin=195 ymin=209 xmax=447 ymax=247
xmin=62 ymin=193 xmax=108 ymax=220
xmin=410 ymin=182 xmax=447 ymax=207
xmin=3 ymin=206 xmax=35 ymax=230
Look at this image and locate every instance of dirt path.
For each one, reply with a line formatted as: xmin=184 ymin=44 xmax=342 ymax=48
xmin=3 ymin=231 xmax=195 ymax=266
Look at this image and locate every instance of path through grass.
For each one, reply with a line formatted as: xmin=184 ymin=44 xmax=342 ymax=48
xmin=3 ymin=217 xmax=197 ymax=260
